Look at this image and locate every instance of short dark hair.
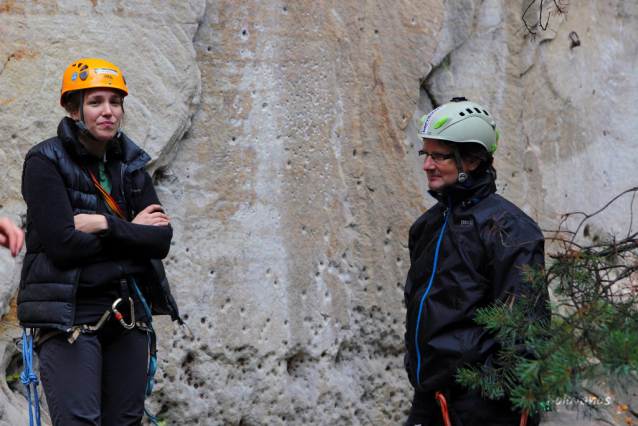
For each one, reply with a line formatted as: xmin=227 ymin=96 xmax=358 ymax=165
xmin=442 ymin=140 xmax=497 ymax=181
xmin=63 ymin=89 xmax=125 ymax=116
xmin=63 ymin=90 xmax=82 ymax=115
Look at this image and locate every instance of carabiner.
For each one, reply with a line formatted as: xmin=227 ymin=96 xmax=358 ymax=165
xmin=112 ymin=297 xmax=135 ymax=329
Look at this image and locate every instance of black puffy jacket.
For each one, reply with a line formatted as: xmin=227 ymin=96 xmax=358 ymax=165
xmin=18 ymin=117 xmax=180 ymax=330
xmin=404 ymin=173 xmax=544 ymax=392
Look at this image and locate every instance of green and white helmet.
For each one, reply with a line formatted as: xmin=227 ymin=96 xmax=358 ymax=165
xmin=418 ymin=97 xmax=498 ymax=153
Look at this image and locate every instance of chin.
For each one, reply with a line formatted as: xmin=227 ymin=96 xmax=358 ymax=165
xmin=427 ymin=180 xmax=442 ymax=192
xmin=95 ymin=133 xmax=116 ymax=142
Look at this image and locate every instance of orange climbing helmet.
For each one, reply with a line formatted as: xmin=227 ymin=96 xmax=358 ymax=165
xmin=60 ymin=58 xmax=128 ymax=107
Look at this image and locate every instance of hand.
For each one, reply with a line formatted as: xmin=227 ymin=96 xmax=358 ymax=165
xmin=74 ymin=214 xmax=108 ymax=234
xmin=0 ymin=217 xmax=24 ymax=257
xmin=132 ymin=204 xmax=170 ymax=227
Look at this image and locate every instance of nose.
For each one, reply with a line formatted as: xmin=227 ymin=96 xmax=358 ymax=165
xmin=423 ymin=155 xmax=437 ymax=171
xmin=102 ymin=102 xmax=112 ymax=116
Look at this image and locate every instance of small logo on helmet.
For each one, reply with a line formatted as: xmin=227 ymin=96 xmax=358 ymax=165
xmin=95 ymin=68 xmax=119 ymax=77
xmin=421 ymin=105 xmax=446 ymax=134
xmin=71 ymin=72 xmax=78 ymax=82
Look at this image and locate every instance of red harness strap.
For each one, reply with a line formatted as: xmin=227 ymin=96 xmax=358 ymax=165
xmin=434 ymin=391 xmax=529 ymax=426
xmin=88 ymin=170 xmax=126 ymax=220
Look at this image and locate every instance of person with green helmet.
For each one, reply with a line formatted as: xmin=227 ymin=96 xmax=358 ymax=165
xmin=402 ymin=97 xmax=546 ymax=426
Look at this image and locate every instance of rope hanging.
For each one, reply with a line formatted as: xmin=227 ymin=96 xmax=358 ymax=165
xmin=21 ymin=328 xmax=42 ymax=426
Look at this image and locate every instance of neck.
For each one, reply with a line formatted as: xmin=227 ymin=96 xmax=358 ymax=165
xmin=78 ymin=133 xmax=109 ymax=158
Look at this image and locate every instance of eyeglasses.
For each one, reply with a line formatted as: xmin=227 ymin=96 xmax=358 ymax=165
xmin=418 ymin=150 xmax=455 ymax=163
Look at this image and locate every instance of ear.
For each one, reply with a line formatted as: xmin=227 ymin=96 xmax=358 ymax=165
xmin=464 ymin=157 xmax=480 ymax=172
xmin=69 ymin=109 xmax=80 ymax=121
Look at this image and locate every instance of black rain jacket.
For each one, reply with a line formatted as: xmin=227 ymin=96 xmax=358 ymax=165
xmin=403 ymin=173 xmax=545 ymax=392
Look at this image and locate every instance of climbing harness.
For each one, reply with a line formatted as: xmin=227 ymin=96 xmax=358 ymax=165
xmin=34 ymin=278 xmax=161 ymax=425
xmin=434 ymin=391 xmax=530 ymax=426
xmin=21 ymin=328 xmax=41 ymax=426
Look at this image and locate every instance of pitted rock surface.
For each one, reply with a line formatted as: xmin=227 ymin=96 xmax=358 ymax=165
xmin=0 ymin=1 xmax=636 ymax=425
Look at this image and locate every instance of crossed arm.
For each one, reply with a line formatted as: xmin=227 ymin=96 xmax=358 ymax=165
xmin=23 ymin=155 xmax=172 ymax=268
xmin=74 ymin=204 xmax=169 ymax=234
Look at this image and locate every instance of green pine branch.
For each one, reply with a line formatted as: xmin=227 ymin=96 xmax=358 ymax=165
xmin=456 ymin=188 xmax=638 ymax=415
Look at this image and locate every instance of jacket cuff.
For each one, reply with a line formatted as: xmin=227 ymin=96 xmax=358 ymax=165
xmin=100 ymin=215 xmax=116 ymax=239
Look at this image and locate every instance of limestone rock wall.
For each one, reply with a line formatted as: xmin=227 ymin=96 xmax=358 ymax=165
xmin=0 ymin=0 xmax=637 ymax=425
xmin=151 ymin=1 xmax=443 ymax=424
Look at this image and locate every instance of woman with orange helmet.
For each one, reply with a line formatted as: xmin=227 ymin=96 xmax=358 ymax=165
xmin=19 ymin=58 xmax=181 ymax=425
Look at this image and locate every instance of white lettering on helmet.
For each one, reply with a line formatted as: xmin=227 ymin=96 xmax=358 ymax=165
xmin=421 ymin=105 xmax=446 ymax=134
xmin=94 ymin=68 xmax=119 ymax=77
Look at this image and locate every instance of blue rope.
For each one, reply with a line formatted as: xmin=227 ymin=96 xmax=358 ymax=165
xmin=129 ymin=278 xmax=161 ymax=422
xmin=145 ymin=408 xmax=162 ymax=426
xmin=414 ymin=196 xmax=451 ymax=390
xmin=21 ymin=328 xmax=41 ymax=426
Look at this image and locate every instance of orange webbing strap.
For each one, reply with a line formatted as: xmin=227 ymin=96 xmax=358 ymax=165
xmin=88 ymin=170 xmax=126 ymax=220
xmin=434 ymin=391 xmax=529 ymax=426
xmin=435 ymin=391 xmax=453 ymax=426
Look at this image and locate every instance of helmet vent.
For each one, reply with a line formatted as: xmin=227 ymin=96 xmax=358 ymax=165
xmin=459 ymin=112 xmax=465 ymax=117
xmin=474 ymin=108 xmax=481 ymax=114
xmin=483 ymin=110 xmax=489 ymax=116
xmin=77 ymin=63 xmax=82 ymax=68
xmin=465 ymin=108 xmax=473 ymax=114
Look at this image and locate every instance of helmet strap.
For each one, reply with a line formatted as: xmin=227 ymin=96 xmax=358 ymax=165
xmin=75 ymin=90 xmax=102 ymax=143
xmin=453 ymin=146 xmax=468 ymax=183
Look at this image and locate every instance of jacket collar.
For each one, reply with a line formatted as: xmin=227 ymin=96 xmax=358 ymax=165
xmin=57 ymin=117 xmax=150 ymax=169
xmin=428 ymin=173 xmax=497 ymax=207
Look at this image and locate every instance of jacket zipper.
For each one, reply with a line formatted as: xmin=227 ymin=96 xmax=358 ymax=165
xmin=414 ymin=196 xmax=452 ymax=390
